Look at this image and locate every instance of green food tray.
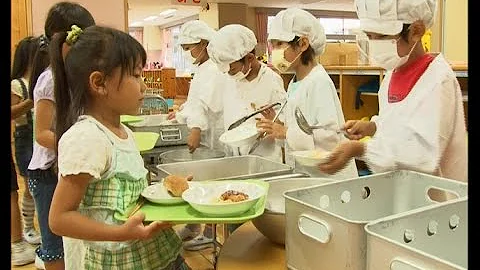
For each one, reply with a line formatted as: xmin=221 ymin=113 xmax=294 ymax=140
xmin=115 ymin=179 xmax=269 ymax=224
xmin=120 ymin=115 xmax=143 ymax=123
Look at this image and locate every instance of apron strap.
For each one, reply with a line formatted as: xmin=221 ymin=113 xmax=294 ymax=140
xmin=17 ymin=78 xmax=33 ymax=127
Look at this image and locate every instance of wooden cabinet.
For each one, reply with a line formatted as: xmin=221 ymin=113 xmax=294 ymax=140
xmin=141 ymin=68 xmax=176 ymax=99
xmin=175 ymin=76 xmax=192 ymax=97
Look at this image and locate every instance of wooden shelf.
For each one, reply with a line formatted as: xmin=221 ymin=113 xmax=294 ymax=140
xmin=142 ymin=68 xmax=176 ymax=99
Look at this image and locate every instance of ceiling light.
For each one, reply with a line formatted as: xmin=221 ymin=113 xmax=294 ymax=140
xmin=143 ymin=16 xmax=159 ymax=21
xmin=159 ymin=9 xmax=177 ymax=17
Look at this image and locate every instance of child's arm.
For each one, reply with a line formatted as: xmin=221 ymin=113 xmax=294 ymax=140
xmin=11 ymin=93 xmax=33 ymax=120
xmin=34 ymin=99 xmax=56 ymax=149
xmin=49 ymin=172 xmax=171 ymax=242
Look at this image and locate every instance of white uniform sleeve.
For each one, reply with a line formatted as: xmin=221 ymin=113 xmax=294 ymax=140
xmin=184 ymin=72 xmax=227 ymax=131
xmin=58 ymin=121 xmax=112 ymax=179
xmin=362 ymin=77 xmax=457 ymax=175
xmin=185 ymin=99 xmax=209 ymax=131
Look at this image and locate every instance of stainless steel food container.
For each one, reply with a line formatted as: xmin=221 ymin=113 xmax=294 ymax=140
xmin=159 ymin=148 xmax=225 ymax=164
xmin=127 ymin=114 xmax=188 ymax=147
xmin=155 ymin=155 xmax=294 ymax=181
xmin=365 ymin=197 xmax=467 ymax=270
xmin=251 ymin=178 xmax=333 ymax=245
xmin=283 ymin=170 xmax=468 ymax=270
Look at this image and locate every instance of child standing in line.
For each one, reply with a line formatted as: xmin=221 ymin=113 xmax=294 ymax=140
xmin=26 ymin=2 xmax=96 ymax=269
xmin=11 ymin=37 xmax=43 ymax=267
xmin=11 ymin=36 xmax=42 ymax=252
xmin=48 ymin=25 xmax=190 ymax=270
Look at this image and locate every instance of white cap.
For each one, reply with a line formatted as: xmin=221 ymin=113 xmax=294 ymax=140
xmin=355 ymin=0 xmax=437 ymax=36
xmin=267 ymin=8 xmax=326 ymax=56
xmin=178 ymin=20 xmax=216 ymax=45
xmin=207 ymin=24 xmax=257 ymax=73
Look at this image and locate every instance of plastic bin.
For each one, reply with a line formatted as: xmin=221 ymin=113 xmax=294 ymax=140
xmin=283 ymin=170 xmax=468 ymax=270
xmin=365 ymin=197 xmax=467 ymax=270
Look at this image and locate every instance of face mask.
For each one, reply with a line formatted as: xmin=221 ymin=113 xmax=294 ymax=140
xmin=182 ymin=49 xmax=197 ymax=64
xmin=367 ymin=38 xmax=417 ymax=70
xmin=231 ymin=61 xmax=252 ymax=81
xmin=183 ymin=43 xmax=206 ymax=65
xmin=271 ymin=45 xmax=303 ymax=73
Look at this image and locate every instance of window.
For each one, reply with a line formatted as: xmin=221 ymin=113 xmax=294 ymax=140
xmin=166 ymin=25 xmax=194 ymax=74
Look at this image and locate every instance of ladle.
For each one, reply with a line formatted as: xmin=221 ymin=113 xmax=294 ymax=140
xmin=294 ymin=107 xmax=348 ymax=136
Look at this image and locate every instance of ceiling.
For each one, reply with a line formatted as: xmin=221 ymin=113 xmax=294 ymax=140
xmin=128 ymin=0 xmax=355 ymax=28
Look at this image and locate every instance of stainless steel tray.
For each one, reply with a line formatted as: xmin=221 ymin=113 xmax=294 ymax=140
xmin=155 ymin=155 xmax=294 ymax=181
xmin=283 ymin=170 xmax=468 ymax=270
xmin=365 ymin=198 xmax=467 ymax=270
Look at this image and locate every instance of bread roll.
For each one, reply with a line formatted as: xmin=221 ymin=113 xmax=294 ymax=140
xmin=163 ymin=175 xmax=189 ymax=197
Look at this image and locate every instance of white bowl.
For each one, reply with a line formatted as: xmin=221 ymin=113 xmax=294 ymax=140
xmin=182 ymin=182 xmax=266 ymax=217
xmin=141 ymin=181 xmax=198 ymax=205
xmin=219 ymin=123 xmax=259 ymax=148
xmin=291 ymin=150 xmax=332 ymax=167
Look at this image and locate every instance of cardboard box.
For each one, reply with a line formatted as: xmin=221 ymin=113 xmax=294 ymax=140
xmin=318 ymin=42 xmax=360 ymax=66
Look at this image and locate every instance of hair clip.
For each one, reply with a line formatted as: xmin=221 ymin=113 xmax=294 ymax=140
xmin=39 ymin=34 xmax=49 ymax=49
xmin=66 ymin=25 xmax=83 ymax=45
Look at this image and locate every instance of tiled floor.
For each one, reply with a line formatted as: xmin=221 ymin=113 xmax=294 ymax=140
xmin=11 ymin=142 xmax=216 ymax=270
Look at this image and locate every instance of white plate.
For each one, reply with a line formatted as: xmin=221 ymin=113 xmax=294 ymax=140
xmin=141 ymin=180 xmax=198 ymax=205
xmin=291 ymin=150 xmax=332 ymax=167
xmin=182 ymin=182 xmax=266 ymax=217
xmin=219 ymin=123 xmax=259 ymax=148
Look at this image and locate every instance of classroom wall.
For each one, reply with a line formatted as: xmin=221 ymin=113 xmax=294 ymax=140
xmin=443 ymin=0 xmax=468 ymax=62
xmin=199 ymin=2 xmax=219 ymax=30
xmin=31 ymin=0 xmax=127 ymax=36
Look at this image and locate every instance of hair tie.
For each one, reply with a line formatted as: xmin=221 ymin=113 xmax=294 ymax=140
xmin=39 ymin=34 xmax=49 ymax=49
xmin=66 ymin=25 xmax=83 ymax=45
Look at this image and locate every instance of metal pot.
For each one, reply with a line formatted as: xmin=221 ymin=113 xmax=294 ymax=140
xmin=159 ymin=148 xmax=225 ymax=164
xmin=252 ymin=178 xmax=333 ymax=245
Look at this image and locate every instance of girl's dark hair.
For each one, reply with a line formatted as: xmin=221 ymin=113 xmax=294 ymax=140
xmin=29 ymin=1 xmax=95 ymax=100
xmin=50 ymin=25 xmax=147 ymax=150
xmin=28 ymin=36 xmax=50 ymax=100
xmin=11 ymin=36 xmax=37 ymax=81
xmin=289 ymin=36 xmax=316 ymax=65
xmin=44 ymin=2 xmax=95 ymax=40
xmin=399 ymin=24 xmax=412 ymax=42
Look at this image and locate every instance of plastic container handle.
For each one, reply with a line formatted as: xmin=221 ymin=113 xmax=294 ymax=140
xmin=297 ymin=214 xmax=331 ymax=244
xmin=390 ymin=259 xmax=424 ymax=270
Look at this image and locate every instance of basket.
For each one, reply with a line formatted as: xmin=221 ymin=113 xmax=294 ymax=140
xmin=283 ymin=170 xmax=468 ymax=270
xmin=365 ymin=197 xmax=467 ymax=270
xmin=140 ymin=94 xmax=169 ymax=115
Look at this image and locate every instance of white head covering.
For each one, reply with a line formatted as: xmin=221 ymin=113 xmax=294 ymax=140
xmin=355 ymin=0 xmax=437 ymax=36
xmin=206 ymin=24 xmax=257 ymax=73
xmin=178 ymin=20 xmax=216 ymax=45
xmin=267 ymin=8 xmax=326 ymax=56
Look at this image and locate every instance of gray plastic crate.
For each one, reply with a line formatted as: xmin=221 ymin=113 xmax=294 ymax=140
xmin=283 ymin=170 xmax=468 ymax=270
xmin=365 ymin=197 xmax=467 ymax=270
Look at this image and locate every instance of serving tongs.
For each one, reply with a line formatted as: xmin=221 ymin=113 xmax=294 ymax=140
xmin=227 ymin=102 xmax=281 ymax=131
